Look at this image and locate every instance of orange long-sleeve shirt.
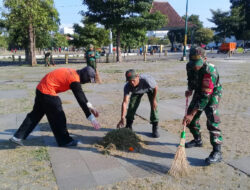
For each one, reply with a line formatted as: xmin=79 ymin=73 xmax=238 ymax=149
xmin=37 ymin=68 xmax=80 ymax=96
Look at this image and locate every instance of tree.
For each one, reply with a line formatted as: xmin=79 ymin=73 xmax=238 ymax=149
xmin=51 ymin=33 xmax=69 ymax=49
xmin=0 ymin=20 xmax=8 ymax=49
xmin=82 ymin=0 xmax=166 ymax=62
xmin=71 ymin=18 xmax=109 ymax=49
xmin=167 ymin=29 xmax=183 ymax=51
xmin=230 ymin=0 xmax=250 ymax=30
xmin=208 ymin=9 xmax=233 ymax=42
xmin=147 ymin=36 xmax=160 ymax=45
xmin=2 ymin=0 xmax=59 ymax=66
xmin=183 ymin=14 xmax=203 ymax=44
xmin=230 ymin=0 xmax=250 ymax=42
xmin=195 ymin=28 xmax=214 ymax=45
xmin=117 ymin=28 xmax=147 ymax=52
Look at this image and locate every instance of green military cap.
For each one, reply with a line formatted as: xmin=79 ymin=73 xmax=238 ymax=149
xmin=189 ymin=47 xmax=206 ymax=66
xmin=125 ymin=69 xmax=137 ymax=81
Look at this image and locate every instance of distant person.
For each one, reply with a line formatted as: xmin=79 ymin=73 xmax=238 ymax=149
xmin=44 ymin=51 xmax=55 ymax=67
xmin=117 ymin=69 xmax=160 ymax=138
xmin=85 ymin=44 xmax=100 ymax=70
xmin=183 ymin=47 xmax=223 ymax=165
xmin=9 ymin=66 xmax=101 ymax=147
xmin=85 ymin=44 xmax=102 ymax=83
xmin=139 ymin=47 xmax=143 ymax=55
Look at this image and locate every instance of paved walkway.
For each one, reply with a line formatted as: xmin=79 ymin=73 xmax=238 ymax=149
xmin=0 ymin=87 xmax=249 ymax=189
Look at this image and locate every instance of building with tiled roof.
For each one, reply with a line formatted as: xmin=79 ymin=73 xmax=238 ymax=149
xmin=150 ymin=1 xmax=186 ymax=30
xmin=147 ymin=1 xmax=193 ymax=38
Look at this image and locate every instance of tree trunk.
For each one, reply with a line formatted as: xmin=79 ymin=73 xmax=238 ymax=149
xmin=28 ymin=22 xmax=37 ymax=66
xmin=25 ymin=48 xmax=29 ymax=63
xmin=116 ymin=30 xmax=122 ymax=62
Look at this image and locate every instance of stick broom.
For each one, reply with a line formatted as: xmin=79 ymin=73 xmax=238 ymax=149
xmin=168 ymin=97 xmax=190 ymax=177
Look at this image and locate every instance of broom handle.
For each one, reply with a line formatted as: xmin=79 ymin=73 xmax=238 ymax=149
xmin=182 ymin=97 xmax=189 ymax=133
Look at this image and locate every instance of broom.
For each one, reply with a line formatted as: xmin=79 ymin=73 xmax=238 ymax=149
xmin=95 ymin=69 xmax=102 ymax=84
xmin=168 ymin=97 xmax=190 ymax=177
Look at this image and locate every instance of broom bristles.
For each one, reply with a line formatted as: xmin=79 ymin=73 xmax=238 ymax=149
xmin=168 ymin=137 xmax=190 ymax=177
xmin=95 ymin=69 xmax=102 ymax=84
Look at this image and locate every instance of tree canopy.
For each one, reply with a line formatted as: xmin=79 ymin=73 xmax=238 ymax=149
xmin=82 ymin=0 xmax=166 ymax=62
xmin=71 ymin=18 xmax=109 ymax=49
xmin=209 ymin=0 xmax=250 ymax=42
xmin=2 ymin=0 xmax=59 ymax=66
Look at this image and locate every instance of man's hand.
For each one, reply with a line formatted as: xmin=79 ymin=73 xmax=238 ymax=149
xmin=182 ymin=108 xmax=198 ymax=125
xmin=153 ymin=99 xmax=157 ymax=110
xmin=87 ymin=102 xmax=99 ymax=117
xmin=182 ymin=114 xmax=194 ymax=125
xmin=88 ymin=114 xmax=101 ymax=130
xmin=117 ymin=118 xmax=125 ymax=129
xmin=185 ymin=90 xmax=193 ymax=97
xmin=90 ymin=108 xmax=99 ymax=117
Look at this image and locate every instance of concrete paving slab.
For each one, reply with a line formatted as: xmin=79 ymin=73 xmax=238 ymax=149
xmin=0 ymin=90 xmax=27 ymax=99
xmin=160 ymin=86 xmax=186 ymax=97
xmin=227 ymin=156 xmax=250 ymax=176
xmin=137 ymin=98 xmax=186 ymax=121
xmin=49 ymin=147 xmax=92 ymax=178
xmin=78 ymin=150 xmax=121 ymax=172
xmin=58 ymin=173 xmax=97 ymax=190
xmin=0 ymin=113 xmax=26 ymax=141
xmin=92 ymin=167 xmax=131 ymax=186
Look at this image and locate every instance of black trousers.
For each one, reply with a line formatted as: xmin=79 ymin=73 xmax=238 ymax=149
xmin=14 ymin=89 xmax=73 ymax=146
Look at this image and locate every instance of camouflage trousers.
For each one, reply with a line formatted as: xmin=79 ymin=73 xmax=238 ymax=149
xmin=126 ymin=92 xmax=159 ymax=123
xmin=187 ymin=92 xmax=223 ymax=145
xmin=87 ymin=60 xmax=96 ymax=70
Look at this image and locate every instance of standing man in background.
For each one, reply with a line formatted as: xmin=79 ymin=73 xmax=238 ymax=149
xmin=85 ymin=44 xmax=102 ymax=83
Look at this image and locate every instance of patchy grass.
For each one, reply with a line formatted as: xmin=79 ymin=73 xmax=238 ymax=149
xmin=31 ymin=147 xmax=50 ymax=161
xmin=0 ymin=143 xmax=57 ymax=189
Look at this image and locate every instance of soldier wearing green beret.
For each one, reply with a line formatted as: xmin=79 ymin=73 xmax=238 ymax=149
xmin=85 ymin=44 xmax=100 ymax=70
xmin=183 ymin=47 xmax=223 ymax=165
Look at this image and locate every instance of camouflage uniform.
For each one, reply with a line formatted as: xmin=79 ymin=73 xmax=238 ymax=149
xmin=85 ymin=48 xmax=100 ymax=70
xmin=186 ymin=60 xmax=223 ymax=146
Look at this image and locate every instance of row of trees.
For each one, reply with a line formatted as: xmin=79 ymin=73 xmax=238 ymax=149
xmin=0 ymin=0 xmax=249 ymax=65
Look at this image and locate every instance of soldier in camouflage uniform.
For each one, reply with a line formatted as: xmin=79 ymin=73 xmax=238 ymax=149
xmin=85 ymin=44 xmax=100 ymax=71
xmin=183 ymin=47 xmax=223 ymax=164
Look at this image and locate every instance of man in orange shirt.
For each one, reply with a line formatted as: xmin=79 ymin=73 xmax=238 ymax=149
xmin=10 ymin=66 xmax=101 ymax=147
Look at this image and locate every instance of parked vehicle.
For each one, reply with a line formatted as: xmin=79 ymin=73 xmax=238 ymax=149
xmin=217 ymin=42 xmax=236 ymax=54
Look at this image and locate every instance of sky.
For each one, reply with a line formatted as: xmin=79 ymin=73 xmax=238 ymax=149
xmin=1 ymin=0 xmax=231 ymax=28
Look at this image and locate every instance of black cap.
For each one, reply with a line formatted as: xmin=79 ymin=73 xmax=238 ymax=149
xmin=77 ymin=66 xmax=96 ymax=84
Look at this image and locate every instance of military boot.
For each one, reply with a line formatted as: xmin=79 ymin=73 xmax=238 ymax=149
xmin=185 ymin=134 xmax=203 ymax=148
xmin=205 ymin=144 xmax=222 ymax=165
xmin=125 ymin=120 xmax=133 ymax=130
xmin=152 ymin=122 xmax=160 ymax=138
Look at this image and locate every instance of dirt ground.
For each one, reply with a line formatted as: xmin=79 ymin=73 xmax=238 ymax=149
xmin=0 ymin=53 xmax=250 ymax=189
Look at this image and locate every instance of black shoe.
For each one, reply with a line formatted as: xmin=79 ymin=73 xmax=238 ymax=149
xmin=185 ymin=139 xmax=203 ymax=148
xmin=152 ymin=122 xmax=160 ymax=138
xmin=205 ymin=151 xmax=222 ymax=164
xmin=205 ymin=144 xmax=222 ymax=164
xmin=9 ymin=136 xmax=24 ymax=146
